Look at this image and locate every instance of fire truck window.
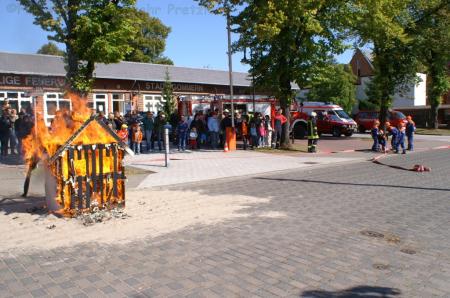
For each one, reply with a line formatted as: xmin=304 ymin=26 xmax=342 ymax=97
xmin=0 ymin=92 xmax=5 ymax=98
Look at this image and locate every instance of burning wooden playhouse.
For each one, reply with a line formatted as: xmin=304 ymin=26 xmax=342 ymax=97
xmin=44 ymin=116 xmax=133 ymax=213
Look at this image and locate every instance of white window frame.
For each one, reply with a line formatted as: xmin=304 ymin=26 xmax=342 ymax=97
xmin=93 ymin=93 xmax=109 ymax=114
xmin=143 ymin=94 xmax=163 ymax=113
xmin=112 ymin=93 xmax=125 ymax=115
xmin=0 ymin=91 xmax=32 ymax=113
xmin=44 ymin=92 xmax=71 ymax=126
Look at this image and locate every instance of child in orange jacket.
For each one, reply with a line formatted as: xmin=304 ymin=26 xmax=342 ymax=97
xmin=117 ymin=124 xmax=129 ymax=145
xmin=131 ymin=124 xmax=143 ymax=154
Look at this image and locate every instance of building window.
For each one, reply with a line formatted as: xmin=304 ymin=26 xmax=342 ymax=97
xmin=93 ymin=93 xmax=108 ymax=114
xmin=112 ymin=93 xmax=125 ymax=115
xmin=0 ymin=91 xmax=32 ymax=114
xmin=44 ymin=92 xmax=71 ymax=126
xmin=143 ymin=95 xmax=163 ymax=113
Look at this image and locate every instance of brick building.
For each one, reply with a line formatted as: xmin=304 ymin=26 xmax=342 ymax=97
xmin=0 ymin=52 xmax=276 ymax=125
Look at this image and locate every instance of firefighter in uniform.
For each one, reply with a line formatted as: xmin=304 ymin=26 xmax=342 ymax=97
xmin=307 ymin=112 xmax=319 ymax=153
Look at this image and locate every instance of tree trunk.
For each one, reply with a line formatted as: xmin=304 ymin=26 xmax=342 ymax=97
xmin=279 ymin=74 xmax=292 ymax=149
xmin=429 ymin=99 xmax=440 ymax=129
xmin=378 ymin=91 xmax=390 ymax=132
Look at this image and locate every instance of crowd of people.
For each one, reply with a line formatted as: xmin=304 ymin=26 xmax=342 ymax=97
xmin=0 ymin=97 xmax=419 ymax=158
xmin=0 ymin=100 xmax=34 ymax=158
xmin=100 ymin=107 xmax=290 ymax=154
xmin=371 ymin=116 xmax=416 ymax=154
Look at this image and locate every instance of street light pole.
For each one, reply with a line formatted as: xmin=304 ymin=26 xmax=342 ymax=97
xmin=226 ymin=3 xmax=235 ymax=128
xmin=251 ymin=49 xmax=256 ymax=113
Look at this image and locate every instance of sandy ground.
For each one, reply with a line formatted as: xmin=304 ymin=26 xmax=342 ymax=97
xmin=0 ymin=189 xmax=283 ymax=254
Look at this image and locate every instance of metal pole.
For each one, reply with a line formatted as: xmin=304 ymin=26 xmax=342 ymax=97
xmin=226 ymin=4 xmax=235 ymax=128
xmin=164 ymin=127 xmax=169 ymax=167
xmin=251 ymin=50 xmax=256 ymax=113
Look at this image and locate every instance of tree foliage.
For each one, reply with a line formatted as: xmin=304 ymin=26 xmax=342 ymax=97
xmin=37 ymin=42 xmax=65 ymax=56
xmin=19 ymin=0 xmax=137 ymax=95
xmin=198 ymin=0 xmax=352 ymax=148
xmin=307 ymin=64 xmax=356 ymax=113
xmin=410 ymin=0 xmax=450 ymax=128
xmin=162 ymin=68 xmax=176 ymax=117
xmin=351 ymin=0 xmax=422 ymax=128
xmin=124 ymin=9 xmax=173 ymax=65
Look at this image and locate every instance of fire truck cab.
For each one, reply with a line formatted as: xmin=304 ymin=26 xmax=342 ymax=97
xmin=290 ymin=102 xmax=357 ymax=139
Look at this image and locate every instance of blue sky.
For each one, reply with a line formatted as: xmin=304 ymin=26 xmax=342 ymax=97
xmin=0 ymin=0 xmax=355 ymax=72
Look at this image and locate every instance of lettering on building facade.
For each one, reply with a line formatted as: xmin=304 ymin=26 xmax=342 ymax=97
xmin=0 ymin=74 xmax=65 ymax=88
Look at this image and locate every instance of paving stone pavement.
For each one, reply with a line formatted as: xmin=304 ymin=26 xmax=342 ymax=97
xmin=1 ymin=149 xmax=450 ymax=298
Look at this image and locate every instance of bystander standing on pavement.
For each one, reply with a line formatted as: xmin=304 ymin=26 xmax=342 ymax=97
xmin=307 ymin=112 xmax=319 ymax=153
xmin=106 ymin=112 xmax=117 ymax=130
xmin=264 ymin=115 xmax=273 ymax=148
xmin=176 ymin=115 xmax=189 ymax=151
xmin=406 ymin=115 xmax=416 ymax=151
xmin=154 ymin=112 xmax=167 ymax=151
xmin=113 ymin=111 xmax=125 ymax=130
xmin=0 ymin=109 xmax=12 ymax=156
xmin=14 ymin=111 xmax=33 ymax=156
xmin=207 ymin=112 xmax=220 ymax=149
xmin=220 ymin=109 xmax=232 ymax=147
xmin=8 ymin=109 xmax=18 ymax=155
xmin=395 ymin=122 xmax=407 ymax=154
xmin=241 ymin=115 xmax=249 ymax=150
xmin=131 ymin=123 xmax=143 ymax=155
xmin=273 ymin=108 xmax=287 ymax=149
xmin=143 ymin=112 xmax=154 ymax=152
xmin=371 ymin=120 xmax=380 ymax=152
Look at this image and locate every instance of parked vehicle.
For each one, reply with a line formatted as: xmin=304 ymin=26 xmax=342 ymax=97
xmin=355 ymin=110 xmax=408 ymax=133
xmin=290 ymin=102 xmax=357 ymax=139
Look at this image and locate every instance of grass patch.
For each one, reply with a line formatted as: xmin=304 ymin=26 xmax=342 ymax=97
xmin=255 ymin=144 xmax=308 ymax=154
xmin=415 ymin=128 xmax=450 ymax=136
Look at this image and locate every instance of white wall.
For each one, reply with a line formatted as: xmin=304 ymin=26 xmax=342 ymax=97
xmin=355 ymin=73 xmax=426 ymax=108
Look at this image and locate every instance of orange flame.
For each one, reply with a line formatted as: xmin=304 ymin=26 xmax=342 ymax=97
xmin=22 ymin=93 xmax=116 ymax=167
xmin=22 ymin=93 xmax=124 ymax=213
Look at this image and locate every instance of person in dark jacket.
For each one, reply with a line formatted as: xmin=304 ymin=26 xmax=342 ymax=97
xmin=307 ymin=112 xmax=319 ymax=153
xmin=0 ymin=110 xmax=12 ymax=156
xmin=190 ymin=114 xmax=207 ymax=149
xmin=371 ymin=120 xmax=380 ymax=152
xmin=142 ymin=111 xmax=155 ymax=152
xmin=154 ymin=112 xmax=167 ymax=151
xmin=220 ymin=109 xmax=232 ymax=147
xmin=15 ymin=112 xmax=33 ymax=156
xmin=177 ymin=116 xmax=189 ymax=151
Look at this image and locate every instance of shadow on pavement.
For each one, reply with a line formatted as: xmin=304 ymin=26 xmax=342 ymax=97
xmin=0 ymin=155 xmax=24 ymax=166
xmin=254 ymin=177 xmax=450 ymax=192
xmin=301 ymin=285 xmax=401 ymax=298
xmin=0 ymin=195 xmax=47 ymax=215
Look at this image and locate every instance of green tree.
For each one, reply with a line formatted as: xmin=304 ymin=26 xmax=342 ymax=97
xmin=198 ymin=0 xmax=351 ymax=148
xmin=162 ymin=68 xmax=176 ymax=117
xmin=411 ymin=1 xmax=450 ymax=128
xmin=19 ymin=0 xmax=137 ymax=96
xmin=37 ymin=42 xmax=65 ymax=56
xmin=124 ymin=9 xmax=173 ymax=65
xmin=307 ymin=64 xmax=356 ymax=113
xmin=352 ymin=0 xmax=422 ymax=128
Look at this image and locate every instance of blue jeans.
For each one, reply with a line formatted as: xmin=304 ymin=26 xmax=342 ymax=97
xmin=145 ymin=130 xmax=153 ymax=151
xmin=133 ymin=142 xmax=141 ymax=154
xmin=371 ymin=137 xmax=379 ymax=151
xmin=209 ymin=131 xmax=219 ymax=149
xmin=407 ymin=135 xmax=414 ymax=150
xmin=178 ymin=132 xmax=187 ymax=150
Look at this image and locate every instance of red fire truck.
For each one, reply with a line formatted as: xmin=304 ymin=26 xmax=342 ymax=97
xmin=289 ymin=102 xmax=357 ymax=139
